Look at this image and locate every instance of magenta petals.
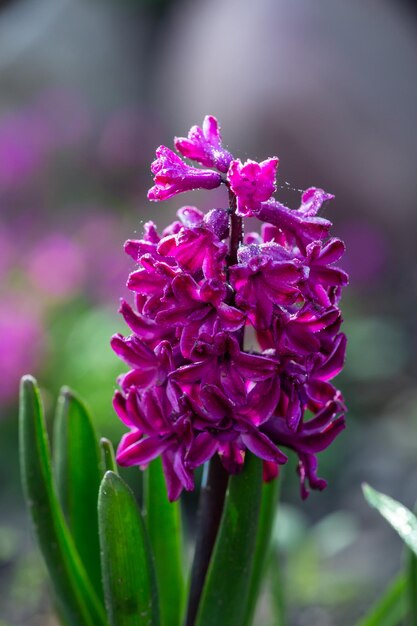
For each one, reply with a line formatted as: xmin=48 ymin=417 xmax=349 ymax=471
xmin=227 ymin=157 xmax=279 ymax=217
xmin=112 ymin=115 xmax=348 ymax=500
xmin=174 ymin=115 xmax=233 ymax=173
xmin=117 ymin=432 xmax=167 ymax=466
xmin=148 ymin=145 xmax=222 ymax=201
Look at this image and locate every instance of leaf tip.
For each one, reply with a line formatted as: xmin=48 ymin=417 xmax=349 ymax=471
xmin=19 ymin=376 xmax=40 ymax=410
xmin=60 ymin=385 xmax=73 ymax=399
xmin=99 ymin=471 xmax=127 ymax=503
xmin=59 ymin=386 xmax=84 ymax=409
xmin=20 ymin=374 xmax=37 ymax=389
xmin=362 ymin=482 xmax=375 ymax=503
xmin=101 ymin=470 xmax=119 ymax=489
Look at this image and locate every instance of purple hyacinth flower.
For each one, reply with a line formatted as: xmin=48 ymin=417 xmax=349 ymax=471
xmin=174 ymin=115 xmax=233 ymax=173
xmin=227 ymin=157 xmax=279 ymax=217
xmin=112 ymin=115 xmax=348 ymax=500
xmin=148 ymin=146 xmax=222 ymax=201
xmin=0 ymin=297 xmax=45 ymax=403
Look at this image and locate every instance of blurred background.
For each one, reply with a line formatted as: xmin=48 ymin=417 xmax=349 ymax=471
xmin=0 ymin=0 xmax=417 ymax=624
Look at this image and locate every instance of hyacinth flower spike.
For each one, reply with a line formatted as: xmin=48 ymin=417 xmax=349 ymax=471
xmin=113 ymin=114 xmax=347 ymax=502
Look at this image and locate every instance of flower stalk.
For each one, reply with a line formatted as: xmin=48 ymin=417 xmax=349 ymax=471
xmin=227 ymin=186 xmax=243 ymax=267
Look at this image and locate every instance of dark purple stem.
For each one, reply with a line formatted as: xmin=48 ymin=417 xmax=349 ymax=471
xmin=226 ymin=188 xmax=244 ymax=344
xmin=227 ymin=188 xmax=243 ymax=266
xmin=184 ymin=455 xmax=229 ymax=626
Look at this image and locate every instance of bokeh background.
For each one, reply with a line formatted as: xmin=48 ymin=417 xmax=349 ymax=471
xmin=0 ymin=1 xmax=417 ymax=624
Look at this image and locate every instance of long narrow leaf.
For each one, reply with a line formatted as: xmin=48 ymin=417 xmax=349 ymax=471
xmin=242 ymin=476 xmax=281 ymax=626
xmin=19 ymin=376 xmax=108 ymax=626
xmin=355 ymin=574 xmax=406 ymax=626
xmin=363 ymin=484 xmax=417 ymax=555
xmin=144 ymin=458 xmax=185 ymax=626
xmin=98 ymin=471 xmax=160 ymax=626
xmin=53 ymin=387 xmax=103 ymax=600
xmin=195 ymin=453 xmax=263 ymax=626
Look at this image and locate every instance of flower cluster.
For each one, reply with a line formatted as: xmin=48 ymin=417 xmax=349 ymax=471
xmin=112 ymin=115 xmax=348 ymax=501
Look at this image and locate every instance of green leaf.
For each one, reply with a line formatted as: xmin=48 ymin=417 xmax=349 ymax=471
xmin=407 ymin=548 xmax=417 ymax=626
xmin=144 ymin=457 xmax=185 ymax=626
xmin=407 ymin=493 xmax=417 ymax=626
xmin=19 ymin=376 xmax=108 ymax=626
xmin=363 ymin=484 xmax=417 ymax=555
xmin=53 ymin=387 xmax=103 ymax=600
xmin=100 ymin=438 xmax=118 ymax=473
xmin=355 ymin=574 xmax=406 ymax=626
xmin=242 ymin=476 xmax=281 ymax=626
xmin=195 ymin=453 xmax=263 ymax=626
xmin=98 ymin=471 xmax=160 ymax=626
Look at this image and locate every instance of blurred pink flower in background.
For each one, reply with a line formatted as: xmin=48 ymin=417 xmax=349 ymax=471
xmin=0 ymin=298 xmax=45 ymax=404
xmin=28 ymin=233 xmax=86 ymax=300
xmin=0 ymin=227 xmax=13 ymax=278
xmin=0 ymin=113 xmax=50 ymax=189
xmin=78 ymin=211 xmax=132 ymax=302
xmin=0 ymin=89 xmax=91 ymax=193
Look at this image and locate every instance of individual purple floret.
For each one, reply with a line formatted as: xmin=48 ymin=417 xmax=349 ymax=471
xmin=112 ymin=115 xmax=348 ymax=501
xmin=174 ymin=115 xmax=233 ymax=173
xmin=227 ymin=157 xmax=279 ymax=217
xmin=147 ymin=146 xmax=222 ymax=201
